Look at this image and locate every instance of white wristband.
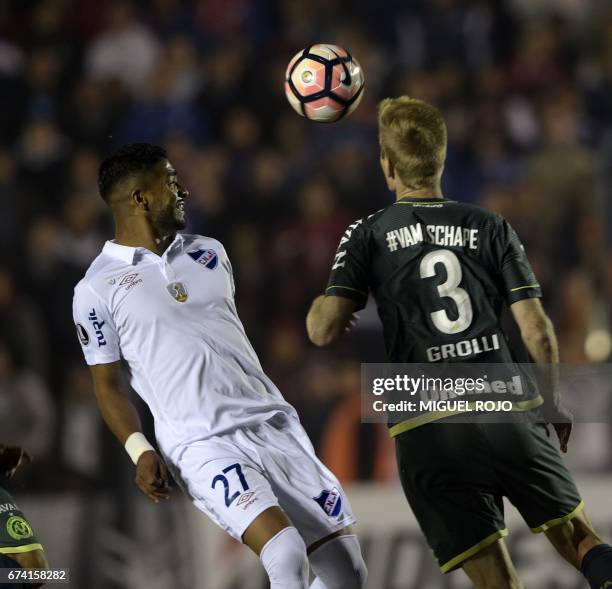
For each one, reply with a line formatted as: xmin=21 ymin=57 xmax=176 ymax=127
xmin=125 ymin=432 xmax=155 ymax=465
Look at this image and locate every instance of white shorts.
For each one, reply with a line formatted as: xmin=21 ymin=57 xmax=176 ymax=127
xmin=173 ymin=413 xmax=356 ymax=545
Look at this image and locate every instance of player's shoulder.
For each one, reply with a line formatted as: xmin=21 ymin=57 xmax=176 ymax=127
xmin=334 ymin=211 xmax=381 ymax=251
xmin=431 ymin=200 xmax=508 ymax=234
xmin=343 ymin=207 xmax=387 ymax=235
xmin=448 ymin=200 xmax=503 ymax=221
xmin=364 ymin=206 xmax=389 ymax=226
xmin=74 ymin=248 xmax=124 ymax=302
xmin=181 ymin=233 xmax=225 ymax=252
xmin=180 ymin=233 xmax=228 ymax=264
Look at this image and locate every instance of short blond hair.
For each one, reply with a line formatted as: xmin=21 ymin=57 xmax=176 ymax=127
xmin=378 ymin=97 xmax=447 ymax=189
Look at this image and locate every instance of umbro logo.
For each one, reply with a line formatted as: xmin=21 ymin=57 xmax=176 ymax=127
xmin=236 ymin=492 xmax=255 ymax=506
xmin=118 ymin=273 xmax=143 ymax=290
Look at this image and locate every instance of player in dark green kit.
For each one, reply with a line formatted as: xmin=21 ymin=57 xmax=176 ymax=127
xmin=0 ymin=445 xmax=47 ymax=589
xmin=306 ymin=97 xmax=612 ymax=588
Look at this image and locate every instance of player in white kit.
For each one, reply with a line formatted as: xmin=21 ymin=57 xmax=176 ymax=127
xmin=72 ymin=144 xmax=367 ymax=589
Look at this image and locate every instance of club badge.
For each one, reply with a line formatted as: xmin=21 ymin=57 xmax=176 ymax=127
xmin=166 ymin=282 xmax=188 ymax=303
xmin=313 ymin=487 xmax=343 ymax=518
xmin=6 ymin=515 xmax=33 ymax=541
xmin=187 ymin=248 xmax=218 ymax=270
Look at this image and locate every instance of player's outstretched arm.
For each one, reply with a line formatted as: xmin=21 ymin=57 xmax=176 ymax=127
xmin=89 ymin=362 xmax=170 ymax=502
xmin=510 ymin=298 xmax=572 ymax=452
xmin=306 ymin=295 xmax=359 ymax=346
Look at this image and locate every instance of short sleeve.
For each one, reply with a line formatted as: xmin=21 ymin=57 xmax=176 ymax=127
xmin=220 ymin=246 xmax=235 ymax=296
xmin=325 ymin=218 xmax=370 ymax=309
xmin=72 ymin=283 xmax=121 ymax=365
xmin=493 ymin=218 xmax=542 ymax=305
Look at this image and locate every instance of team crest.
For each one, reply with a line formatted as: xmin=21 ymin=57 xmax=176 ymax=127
xmin=188 ymin=248 xmax=218 ymax=270
xmin=6 ymin=515 xmax=33 ymax=541
xmin=166 ymin=282 xmax=188 ymax=303
xmin=314 ymin=487 xmax=343 ymax=518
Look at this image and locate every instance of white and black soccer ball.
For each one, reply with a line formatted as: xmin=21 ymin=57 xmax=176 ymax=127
xmin=284 ymin=44 xmax=365 ymax=123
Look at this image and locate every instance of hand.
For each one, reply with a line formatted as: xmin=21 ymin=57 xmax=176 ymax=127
xmin=0 ymin=446 xmax=32 ymax=478
xmin=135 ymin=451 xmax=171 ymax=503
xmin=550 ymin=406 xmax=573 ymax=453
xmin=345 ymin=313 xmax=360 ymax=333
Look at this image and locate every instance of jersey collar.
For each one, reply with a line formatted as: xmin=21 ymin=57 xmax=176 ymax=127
xmin=103 ymin=233 xmax=186 ymax=265
xmin=395 ymin=196 xmax=450 ymax=204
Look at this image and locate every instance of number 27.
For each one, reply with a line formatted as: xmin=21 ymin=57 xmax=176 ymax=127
xmin=212 ymin=463 xmax=249 ymax=507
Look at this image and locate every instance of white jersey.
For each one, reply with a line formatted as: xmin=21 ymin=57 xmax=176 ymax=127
xmin=72 ymin=234 xmax=297 ymax=461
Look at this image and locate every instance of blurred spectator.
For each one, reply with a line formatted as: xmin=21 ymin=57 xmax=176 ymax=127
xmin=116 ymin=41 xmax=208 ymax=145
xmin=195 ymin=0 xmax=259 ymax=43
xmin=583 ymin=20 xmax=612 ymax=133
xmin=16 ymin=117 xmax=70 ymax=207
xmin=199 ymin=39 xmax=254 ymax=125
xmin=0 ymin=150 xmax=30 ymax=250
xmin=149 ymin=0 xmax=198 ymax=39
xmin=0 ymin=36 xmax=24 ymax=142
xmin=318 ymin=361 xmax=397 ymax=483
xmin=66 ymin=148 xmax=102 ymax=197
xmin=59 ymin=364 xmax=102 ymax=482
xmin=86 ymin=0 xmax=161 ymax=96
xmin=508 ymin=20 xmax=569 ymax=94
xmin=527 ymin=91 xmax=599 ymax=271
xmin=24 ymin=217 xmax=86 ymax=383
xmin=58 ymin=192 xmax=106 ymax=267
xmin=0 ymin=269 xmax=49 ymax=380
xmin=23 ymin=47 xmax=65 ymax=120
xmin=0 ymin=340 xmax=55 ymax=461
xmin=292 ymin=176 xmax=351 ymax=282
xmin=63 ymin=78 xmax=126 ymax=147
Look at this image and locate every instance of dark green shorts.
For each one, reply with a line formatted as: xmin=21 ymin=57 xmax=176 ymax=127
xmin=395 ymin=418 xmax=583 ymax=573
xmin=0 ymin=486 xmax=42 ymax=555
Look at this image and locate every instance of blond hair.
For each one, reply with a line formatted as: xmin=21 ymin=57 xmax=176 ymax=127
xmin=378 ymin=97 xmax=447 ymax=189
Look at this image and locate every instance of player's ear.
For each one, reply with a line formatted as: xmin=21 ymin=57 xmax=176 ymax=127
xmin=132 ymin=189 xmax=149 ymax=211
xmin=380 ymin=153 xmax=395 ymax=179
xmin=387 ymin=158 xmax=396 ymax=179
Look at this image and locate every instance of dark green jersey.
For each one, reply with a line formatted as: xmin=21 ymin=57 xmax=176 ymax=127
xmin=326 ymin=197 xmax=542 ymax=364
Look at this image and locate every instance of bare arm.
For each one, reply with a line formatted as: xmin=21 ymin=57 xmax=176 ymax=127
xmin=89 ymin=362 xmax=143 ymax=444
xmin=306 ymin=295 xmax=360 ymax=346
xmin=511 ymin=297 xmax=559 ymax=377
xmin=511 ymin=297 xmax=571 ymax=451
xmin=89 ymin=362 xmax=170 ymax=501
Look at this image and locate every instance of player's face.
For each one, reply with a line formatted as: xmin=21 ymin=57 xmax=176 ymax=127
xmin=148 ymin=160 xmax=188 ymax=232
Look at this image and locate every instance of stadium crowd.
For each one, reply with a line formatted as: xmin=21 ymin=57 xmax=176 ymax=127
xmin=0 ymin=0 xmax=612 ymax=493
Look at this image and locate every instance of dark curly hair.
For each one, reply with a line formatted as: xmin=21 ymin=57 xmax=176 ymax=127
xmin=98 ymin=143 xmax=168 ymax=202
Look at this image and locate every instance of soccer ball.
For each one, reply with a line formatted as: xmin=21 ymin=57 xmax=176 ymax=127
xmin=285 ymin=44 xmax=365 ymax=123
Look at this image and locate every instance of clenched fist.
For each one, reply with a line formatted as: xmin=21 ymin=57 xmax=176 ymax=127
xmin=135 ymin=451 xmax=171 ymax=503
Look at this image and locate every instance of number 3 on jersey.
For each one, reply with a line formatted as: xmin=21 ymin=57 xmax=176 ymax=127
xmin=419 ymin=249 xmax=473 ymax=334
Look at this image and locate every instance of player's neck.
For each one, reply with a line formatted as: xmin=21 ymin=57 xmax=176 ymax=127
xmin=395 ymin=185 xmax=444 ymax=201
xmin=114 ymin=218 xmax=175 ymax=257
